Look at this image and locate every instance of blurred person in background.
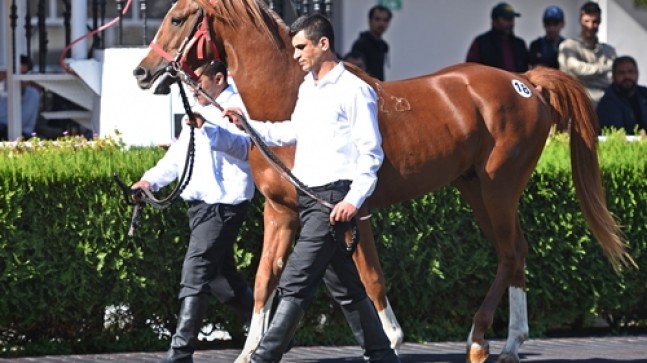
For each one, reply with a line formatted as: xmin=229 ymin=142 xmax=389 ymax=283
xmin=558 ymin=1 xmax=616 ymax=106
xmin=351 ymin=5 xmax=392 ymax=80
xmin=466 ymin=2 xmax=529 ymax=72
xmin=0 ymin=55 xmax=41 ymax=140
xmin=597 ymin=56 xmax=647 ymax=136
xmin=529 ymin=5 xmax=565 ymax=69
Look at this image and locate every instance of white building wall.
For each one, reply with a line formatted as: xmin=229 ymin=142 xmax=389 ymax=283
xmin=337 ymin=0 xmax=647 ymax=84
xmin=607 ymin=0 xmax=647 ymax=81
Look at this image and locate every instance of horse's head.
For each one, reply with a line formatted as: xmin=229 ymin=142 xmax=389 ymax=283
xmin=133 ymin=0 xmax=220 ymax=94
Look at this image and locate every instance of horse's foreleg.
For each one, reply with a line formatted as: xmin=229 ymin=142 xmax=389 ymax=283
xmin=235 ymin=200 xmax=298 ymax=363
xmin=353 ymin=215 xmax=404 ymax=350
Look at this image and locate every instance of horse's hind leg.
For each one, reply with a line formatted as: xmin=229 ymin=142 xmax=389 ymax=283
xmin=353 ymin=216 xmax=404 ymax=350
xmin=236 ymin=200 xmax=298 ymax=363
xmin=498 ymin=217 xmax=529 ymax=362
xmin=453 ymin=178 xmax=528 ymax=363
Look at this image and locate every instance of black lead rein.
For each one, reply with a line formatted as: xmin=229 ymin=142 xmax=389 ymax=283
xmin=114 ymin=79 xmax=197 ymax=236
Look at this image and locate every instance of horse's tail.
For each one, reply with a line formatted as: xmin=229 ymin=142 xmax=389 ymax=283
xmin=525 ymin=66 xmax=636 ymax=271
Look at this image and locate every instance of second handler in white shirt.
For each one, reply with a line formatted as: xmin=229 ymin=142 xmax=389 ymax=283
xmin=132 ymin=61 xmax=254 ymax=363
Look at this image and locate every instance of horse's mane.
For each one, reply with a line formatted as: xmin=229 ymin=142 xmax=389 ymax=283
xmin=196 ymin=0 xmax=287 ymax=46
xmin=343 ymin=61 xmax=384 ymax=101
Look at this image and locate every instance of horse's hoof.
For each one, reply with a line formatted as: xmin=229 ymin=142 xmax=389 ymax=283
xmin=234 ymin=353 xmax=251 ymax=363
xmin=467 ymin=341 xmax=489 ymax=363
xmin=496 ymin=352 xmax=520 ymax=363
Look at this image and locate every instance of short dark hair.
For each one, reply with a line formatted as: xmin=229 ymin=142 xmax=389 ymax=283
xmin=289 ymin=13 xmax=335 ymax=52
xmin=369 ymin=5 xmax=392 ymax=21
xmin=581 ymin=1 xmax=601 ymax=16
xmin=202 ymin=60 xmax=227 ymax=79
xmin=612 ymin=56 xmax=638 ymax=74
xmin=20 ymin=54 xmax=33 ymax=72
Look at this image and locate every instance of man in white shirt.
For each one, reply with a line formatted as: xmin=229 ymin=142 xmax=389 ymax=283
xmin=132 ymin=61 xmax=254 ymax=363
xmin=221 ymin=13 xmax=399 ymax=363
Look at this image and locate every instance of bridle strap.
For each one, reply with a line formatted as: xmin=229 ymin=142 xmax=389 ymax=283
xmin=195 ymin=14 xmax=222 ymax=62
xmin=148 ymin=10 xmax=221 ymax=83
xmin=150 ymin=41 xmax=201 ymax=82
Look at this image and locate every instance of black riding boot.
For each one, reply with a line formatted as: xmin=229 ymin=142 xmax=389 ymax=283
xmin=159 ymin=295 xmax=209 ymax=363
xmin=250 ymin=299 xmax=304 ymax=363
xmin=341 ymin=297 xmax=401 ymax=363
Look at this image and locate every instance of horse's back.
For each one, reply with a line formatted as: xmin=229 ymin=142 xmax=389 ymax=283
xmin=367 ymin=63 xmax=553 ymax=207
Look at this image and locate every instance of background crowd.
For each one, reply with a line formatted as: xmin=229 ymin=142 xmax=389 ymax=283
xmin=343 ymin=1 xmax=646 ymax=137
xmin=463 ymin=2 xmax=646 ymax=135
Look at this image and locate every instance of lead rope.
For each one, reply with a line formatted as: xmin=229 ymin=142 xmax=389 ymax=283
xmin=114 ymin=79 xmax=197 ymax=236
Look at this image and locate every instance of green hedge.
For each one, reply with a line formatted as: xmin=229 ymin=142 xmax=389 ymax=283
xmin=0 ymin=132 xmax=645 ymax=356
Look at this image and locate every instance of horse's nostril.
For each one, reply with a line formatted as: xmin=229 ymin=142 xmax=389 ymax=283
xmin=133 ymin=66 xmax=148 ymax=80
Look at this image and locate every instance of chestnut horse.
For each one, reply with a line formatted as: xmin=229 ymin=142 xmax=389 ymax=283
xmin=133 ymin=1 xmax=633 ymax=362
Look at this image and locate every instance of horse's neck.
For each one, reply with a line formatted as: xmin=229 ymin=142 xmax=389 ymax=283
xmin=219 ymin=30 xmax=304 ymax=121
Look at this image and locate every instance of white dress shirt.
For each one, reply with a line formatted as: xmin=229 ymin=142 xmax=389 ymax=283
xmin=142 ymin=85 xmax=254 ymax=205
xmin=248 ymin=62 xmax=383 ymax=208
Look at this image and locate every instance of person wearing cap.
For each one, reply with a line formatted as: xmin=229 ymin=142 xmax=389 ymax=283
xmin=558 ymin=1 xmax=616 ymax=106
xmin=529 ymin=5 xmax=565 ymax=69
xmin=0 ymin=55 xmax=42 ymax=140
xmin=466 ymin=2 xmax=528 ymax=72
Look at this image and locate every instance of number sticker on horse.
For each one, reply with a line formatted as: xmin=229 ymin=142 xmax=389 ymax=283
xmin=512 ymin=79 xmax=532 ymax=98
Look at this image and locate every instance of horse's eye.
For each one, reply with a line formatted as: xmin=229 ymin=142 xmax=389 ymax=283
xmin=170 ymin=17 xmax=183 ymax=26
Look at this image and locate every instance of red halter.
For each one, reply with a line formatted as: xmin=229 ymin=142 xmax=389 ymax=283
xmin=149 ymin=10 xmax=222 ymax=82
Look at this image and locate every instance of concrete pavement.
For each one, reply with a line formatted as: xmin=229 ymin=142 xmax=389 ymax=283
xmin=1 ymin=335 xmax=646 ymax=362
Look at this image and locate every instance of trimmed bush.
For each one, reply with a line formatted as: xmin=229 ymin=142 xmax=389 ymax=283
xmin=0 ymin=132 xmax=645 ymax=356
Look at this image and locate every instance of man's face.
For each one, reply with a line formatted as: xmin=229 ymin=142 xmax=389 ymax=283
xmin=613 ymin=61 xmax=638 ymax=94
xmin=292 ymin=30 xmax=326 ymax=73
xmin=543 ymin=20 xmax=564 ymax=40
xmin=369 ymin=9 xmax=391 ymax=37
xmin=193 ymin=72 xmax=222 ymax=106
xmin=19 ymin=63 xmax=29 ymax=74
xmin=492 ymin=17 xmax=515 ymax=35
xmin=580 ymin=12 xmax=601 ymax=38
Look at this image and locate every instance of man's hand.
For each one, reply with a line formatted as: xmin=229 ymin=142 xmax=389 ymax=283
xmin=186 ymin=112 xmax=206 ymax=128
xmin=329 ymin=201 xmax=358 ymax=225
xmin=130 ymin=180 xmax=151 ymax=202
xmin=222 ymin=107 xmax=246 ymax=130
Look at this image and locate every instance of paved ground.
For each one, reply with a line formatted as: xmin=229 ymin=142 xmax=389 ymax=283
xmin=1 ymin=335 xmax=646 ymax=363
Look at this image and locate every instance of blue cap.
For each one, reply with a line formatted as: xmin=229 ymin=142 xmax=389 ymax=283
xmin=543 ymin=5 xmax=564 ymax=22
